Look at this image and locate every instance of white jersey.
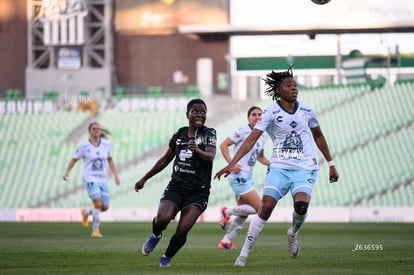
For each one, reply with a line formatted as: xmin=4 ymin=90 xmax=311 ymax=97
xmin=73 ymin=138 xmax=112 ymax=183
xmin=255 ymin=101 xmax=319 ymax=170
xmin=228 ymin=124 xmax=266 ymax=179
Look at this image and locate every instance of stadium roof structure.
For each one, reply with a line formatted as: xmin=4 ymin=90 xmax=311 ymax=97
xmin=178 ymin=24 xmax=414 ymax=41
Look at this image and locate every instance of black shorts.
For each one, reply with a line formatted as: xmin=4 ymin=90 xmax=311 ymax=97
xmin=161 ymin=187 xmax=209 ymax=213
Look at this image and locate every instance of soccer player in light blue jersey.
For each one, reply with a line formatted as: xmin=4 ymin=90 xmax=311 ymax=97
xmin=215 ymin=66 xmax=339 ymax=267
xmin=218 ymin=106 xmax=270 ymax=250
xmin=63 ymin=122 xmax=120 ymax=238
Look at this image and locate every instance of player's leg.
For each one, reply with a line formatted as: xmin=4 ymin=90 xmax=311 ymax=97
xmin=219 ymin=188 xmax=260 ymax=249
xmin=82 ymin=181 xmax=103 ymax=236
xmin=219 ymin=177 xmax=256 ymax=230
xmin=90 ymin=197 xmax=103 ymax=237
xmin=100 ymin=182 xmax=110 ymax=213
xmin=142 ymin=200 xmax=176 ymax=256
xmin=160 ymin=193 xmax=208 ymax=267
xmin=287 ymin=169 xmax=317 ymax=257
xmin=162 ymin=205 xmax=200 ymax=261
xmin=235 ymin=195 xmax=277 ymax=266
xmin=235 ymin=167 xmax=288 ymax=266
xmin=143 ymin=188 xmax=180 ymax=256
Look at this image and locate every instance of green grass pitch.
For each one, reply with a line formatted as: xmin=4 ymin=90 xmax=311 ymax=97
xmin=0 ymin=222 xmax=413 ymax=274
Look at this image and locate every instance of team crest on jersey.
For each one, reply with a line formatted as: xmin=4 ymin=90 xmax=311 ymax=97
xmin=196 ymin=136 xmax=203 ymax=145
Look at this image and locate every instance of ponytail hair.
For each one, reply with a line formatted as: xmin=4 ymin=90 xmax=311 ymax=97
xmin=88 ymin=122 xmax=111 ymax=139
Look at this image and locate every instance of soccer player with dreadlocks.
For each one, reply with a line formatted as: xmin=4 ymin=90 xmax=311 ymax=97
xmin=215 ymin=66 xmax=339 ymax=267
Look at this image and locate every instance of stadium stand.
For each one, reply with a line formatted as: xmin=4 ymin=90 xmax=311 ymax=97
xmin=0 ymin=82 xmax=413 ymax=209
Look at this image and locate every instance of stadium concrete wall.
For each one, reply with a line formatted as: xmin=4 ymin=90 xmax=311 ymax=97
xmin=1 ymin=207 xmax=413 ymax=223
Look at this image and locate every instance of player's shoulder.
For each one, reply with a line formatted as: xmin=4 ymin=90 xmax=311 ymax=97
xmin=200 ymin=125 xmax=216 ymax=135
xmin=173 ymin=126 xmax=188 ymax=136
xmin=264 ymin=102 xmax=282 ymax=113
xmin=297 ymin=101 xmax=315 ymax=113
xmin=238 ymin=124 xmax=251 ymax=132
xmin=78 ymin=139 xmax=90 ymax=148
xmin=100 ymin=138 xmax=110 ymax=144
xmin=234 ymin=124 xmax=251 ymax=135
xmin=100 ymin=138 xmax=111 ymax=146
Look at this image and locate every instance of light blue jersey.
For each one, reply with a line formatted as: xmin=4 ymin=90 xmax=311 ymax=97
xmin=255 ymin=101 xmax=319 ymax=170
xmin=73 ymin=138 xmax=112 ymax=183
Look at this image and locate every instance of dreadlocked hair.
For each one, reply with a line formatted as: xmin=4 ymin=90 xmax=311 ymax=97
xmin=263 ymin=65 xmax=294 ymax=101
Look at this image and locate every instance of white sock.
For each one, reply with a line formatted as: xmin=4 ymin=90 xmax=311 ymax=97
xmin=291 ymin=211 xmax=307 ymax=235
xmin=92 ymin=208 xmax=101 ymax=231
xmin=85 ymin=208 xmax=93 ymax=216
xmin=227 ymin=205 xmax=256 ymax=216
xmin=239 ymin=215 xmax=266 ymax=258
xmin=222 ymin=216 xmax=246 ymax=242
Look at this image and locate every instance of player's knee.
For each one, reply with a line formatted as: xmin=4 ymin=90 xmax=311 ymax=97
xmin=258 ymin=205 xmax=273 ymax=220
xmin=294 ymin=201 xmax=309 ymax=215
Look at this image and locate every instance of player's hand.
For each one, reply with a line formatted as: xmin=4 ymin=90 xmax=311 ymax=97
xmin=62 ymin=174 xmax=69 ymax=181
xmin=115 ymin=176 xmax=120 ymax=186
xmin=214 ymin=165 xmax=233 ymax=180
xmin=135 ymin=179 xmax=146 ymax=192
xmin=232 ymin=164 xmax=242 ymax=173
xmin=188 ymin=138 xmax=198 ymax=153
xmin=329 ymin=166 xmax=339 ymax=183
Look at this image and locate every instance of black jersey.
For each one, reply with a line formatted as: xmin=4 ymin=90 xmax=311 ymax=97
xmin=167 ymin=126 xmax=217 ymax=194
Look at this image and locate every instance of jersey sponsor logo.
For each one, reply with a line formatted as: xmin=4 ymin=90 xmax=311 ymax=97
xmin=91 ymin=158 xmax=104 ymax=171
xmin=178 ymin=149 xmax=192 ymax=161
xmin=275 ymin=131 xmax=305 ymax=160
xmin=174 ymin=165 xmax=196 ymax=175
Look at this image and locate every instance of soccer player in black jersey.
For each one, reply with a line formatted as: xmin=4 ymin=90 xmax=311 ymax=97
xmin=135 ymin=98 xmax=217 ymax=267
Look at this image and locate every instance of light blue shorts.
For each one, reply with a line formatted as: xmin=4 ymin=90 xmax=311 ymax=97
xmin=228 ymin=176 xmax=255 ymax=199
xmin=262 ymin=167 xmax=317 ymax=201
xmin=84 ymin=182 xmax=110 ymax=206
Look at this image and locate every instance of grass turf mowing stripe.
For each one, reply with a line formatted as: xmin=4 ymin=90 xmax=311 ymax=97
xmin=0 ymin=222 xmax=413 ymax=274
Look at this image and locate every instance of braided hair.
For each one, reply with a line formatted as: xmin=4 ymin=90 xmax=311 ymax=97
xmin=263 ymin=65 xmax=295 ymax=101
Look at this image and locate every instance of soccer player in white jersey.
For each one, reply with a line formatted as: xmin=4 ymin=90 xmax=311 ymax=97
xmin=63 ymin=122 xmax=120 ymax=238
xmin=215 ymin=66 xmax=339 ymax=267
xmin=218 ymin=106 xmax=270 ymax=250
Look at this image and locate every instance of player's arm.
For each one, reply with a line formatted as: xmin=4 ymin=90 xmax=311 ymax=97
xmin=220 ymin=137 xmax=243 ymax=173
xmin=107 ymin=157 xmax=120 ymax=185
xmin=134 ymin=147 xmax=175 ymax=192
xmin=257 ymin=149 xmax=270 ymax=166
xmin=189 ymin=129 xmax=217 ymax=162
xmin=214 ymin=128 xmax=263 ymax=180
xmin=220 ymin=137 xmax=234 ymax=164
xmin=190 ymin=143 xmax=216 ymax=162
xmin=310 ymin=126 xmax=339 ymax=183
xmin=63 ymin=158 xmax=78 ymax=181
